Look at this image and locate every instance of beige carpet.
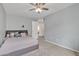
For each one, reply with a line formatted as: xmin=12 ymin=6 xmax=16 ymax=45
xmin=22 ymin=37 xmax=78 ymax=56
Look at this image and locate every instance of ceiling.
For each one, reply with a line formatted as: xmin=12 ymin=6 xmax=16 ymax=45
xmin=3 ymin=3 xmax=74 ymax=19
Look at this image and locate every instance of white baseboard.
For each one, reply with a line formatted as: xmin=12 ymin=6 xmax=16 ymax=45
xmin=39 ymin=36 xmax=44 ymax=38
xmin=45 ymin=39 xmax=79 ymax=53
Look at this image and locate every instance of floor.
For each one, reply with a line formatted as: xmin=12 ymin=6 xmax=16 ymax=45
xmin=22 ymin=37 xmax=79 ymax=56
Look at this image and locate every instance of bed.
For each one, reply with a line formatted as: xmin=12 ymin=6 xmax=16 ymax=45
xmin=0 ymin=31 xmax=39 ymax=56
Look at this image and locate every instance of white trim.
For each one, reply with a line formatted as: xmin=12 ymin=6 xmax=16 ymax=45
xmin=45 ymin=39 xmax=79 ymax=53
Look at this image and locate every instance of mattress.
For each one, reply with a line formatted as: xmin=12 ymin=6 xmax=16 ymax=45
xmin=0 ymin=37 xmax=39 ymax=56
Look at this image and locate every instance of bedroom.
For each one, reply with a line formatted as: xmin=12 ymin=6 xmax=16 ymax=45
xmin=0 ymin=3 xmax=79 ymax=56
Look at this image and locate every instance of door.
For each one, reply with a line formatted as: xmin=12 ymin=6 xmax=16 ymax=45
xmin=32 ymin=21 xmax=38 ymax=39
xmin=38 ymin=22 xmax=44 ymax=36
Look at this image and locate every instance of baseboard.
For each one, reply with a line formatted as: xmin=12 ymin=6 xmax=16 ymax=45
xmin=39 ymin=36 xmax=44 ymax=38
xmin=45 ymin=39 xmax=79 ymax=53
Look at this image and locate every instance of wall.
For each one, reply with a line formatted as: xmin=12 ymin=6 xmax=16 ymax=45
xmin=45 ymin=4 xmax=79 ymax=51
xmin=0 ymin=4 xmax=6 ymax=45
xmin=6 ymin=15 xmax=32 ymax=35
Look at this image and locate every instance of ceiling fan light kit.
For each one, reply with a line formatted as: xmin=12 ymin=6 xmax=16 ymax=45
xmin=35 ymin=8 xmax=42 ymax=13
xmin=29 ymin=3 xmax=48 ymax=14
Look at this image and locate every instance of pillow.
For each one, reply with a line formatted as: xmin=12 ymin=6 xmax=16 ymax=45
xmin=10 ymin=32 xmax=14 ymax=37
xmin=14 ymin=32 xmax=21 ymax=37
xmin=21 ymin=33 xmax=26 ymax=37
xmin=15 ymin=34 xmax=21 ymax=37
xmin=6 ymin=34 xmax=10 ymax=37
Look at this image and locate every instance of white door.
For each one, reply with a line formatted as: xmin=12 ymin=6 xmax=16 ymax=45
xmin=32 ymin=21 xmax=38 ymax=39
xmin=38 ymin=22 xmax=44 ymax=36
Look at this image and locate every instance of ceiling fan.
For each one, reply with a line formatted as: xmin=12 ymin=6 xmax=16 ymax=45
xmin=29 ymin=3 xmax=49 ymax=13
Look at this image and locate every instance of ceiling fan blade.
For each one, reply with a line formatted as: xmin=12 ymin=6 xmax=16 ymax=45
xmin=40 ymin=3 xmax=46 ymax=5
xmin=29 ymin=8 xmax=35 ymax=11
xmin=42 ymin=8 xmax=48 ymax=10
xmin=36 ymin=3 xmax=39 ymax=5
xmin=30 ymin=3 xmax=35 ymax=5
xmin=30 ymin=3 xmax=37 ymax=6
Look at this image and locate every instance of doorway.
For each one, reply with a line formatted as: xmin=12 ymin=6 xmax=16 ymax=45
xmin=32 ymin=19 xmax=44 ymax=39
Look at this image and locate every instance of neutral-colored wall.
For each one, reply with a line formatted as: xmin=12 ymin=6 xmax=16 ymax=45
xmin=45 ymin=4 xmax=79 ymax=51
xmin=6 ymin=15 xmax=32 ymax=35
xmin=0 ymin=4 xmax=6 ymax=45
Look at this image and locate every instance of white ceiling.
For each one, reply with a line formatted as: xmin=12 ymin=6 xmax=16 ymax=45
xmin=3 ymin=3 xmax=74 ymax=19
